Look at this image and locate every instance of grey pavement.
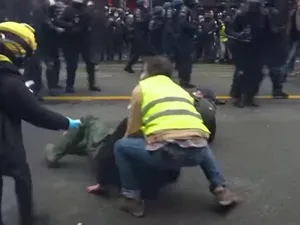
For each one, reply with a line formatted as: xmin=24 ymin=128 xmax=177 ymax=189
xmin=43 ymin=63 xmax=300 ymax=97
xmin=2 ymin=64 xmax=300 ymax=225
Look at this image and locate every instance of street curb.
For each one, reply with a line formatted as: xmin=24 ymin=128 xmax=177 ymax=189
xmin=42 ymin=95 xmax=300 ymax=101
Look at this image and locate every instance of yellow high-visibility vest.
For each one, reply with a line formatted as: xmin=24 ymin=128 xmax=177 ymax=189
xmin=139 ymin=75 xmax=210 ymax=136
xmin=219 ymin=24 xmax=228 ymax=43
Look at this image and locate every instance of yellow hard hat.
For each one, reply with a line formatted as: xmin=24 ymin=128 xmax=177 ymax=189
xmin=0 ymin=21 xmax=37 ymax=65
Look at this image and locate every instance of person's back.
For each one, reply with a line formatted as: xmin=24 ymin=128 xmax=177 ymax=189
xmin=139 ymin=75 xmax=210 ymax=139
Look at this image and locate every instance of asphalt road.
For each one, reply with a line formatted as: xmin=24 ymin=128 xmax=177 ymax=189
xmin=2 ymin=64 xmax=300 ymax=225
xmin=40 ymin=63 xmax=300 ymax=97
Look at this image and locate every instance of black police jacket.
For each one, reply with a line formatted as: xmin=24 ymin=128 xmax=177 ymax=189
xmin=0 ymin=62 xmax=69 ymax=156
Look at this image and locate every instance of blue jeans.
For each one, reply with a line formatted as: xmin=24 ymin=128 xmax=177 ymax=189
xmin=114 ymin=137 xmax=226 ymax=199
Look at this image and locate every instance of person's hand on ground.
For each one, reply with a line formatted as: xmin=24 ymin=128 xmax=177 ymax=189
xmin=86 ymin=184 xmax=109 ymax=196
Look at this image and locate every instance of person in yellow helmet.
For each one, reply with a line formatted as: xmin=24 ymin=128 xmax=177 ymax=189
xmin=0 ymin=21 xmax=81 ymax=225
xmin=113 ymin=56 xmax=240 ymax=217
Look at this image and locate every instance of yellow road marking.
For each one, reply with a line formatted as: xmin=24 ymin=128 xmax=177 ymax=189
xmin=43 ymin=95 xmax=300 ymax=101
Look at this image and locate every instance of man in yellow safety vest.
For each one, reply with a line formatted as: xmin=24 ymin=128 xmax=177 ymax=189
xmin=114 ymin=56 xmax=240 ymax=217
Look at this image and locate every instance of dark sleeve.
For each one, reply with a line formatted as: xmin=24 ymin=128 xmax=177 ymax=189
xmin=1 ymin=76 xmax=69 ymax=130
xmin=58 ymin=7 xmax=76 ymax=30
xmin=287 ymin=9 xmax=295 ymax=36
xmin=178 ymin=7 xmax=188 ymax=26
xmin=179 ymin=7 xmax=197 ymax=32
xmin=134 ymin=9 xmax=142 ymax=23
xmin=148 ymin=19 xmax=155 ymax=31
xmin=226 ymin=11 xmax=245 ymax=38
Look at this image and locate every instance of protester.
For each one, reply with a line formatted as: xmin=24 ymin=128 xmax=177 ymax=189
xmin=0 ymin=21 xmax=81 ymax=225
xmin=114 ymin=56 xmax=240 ymax=217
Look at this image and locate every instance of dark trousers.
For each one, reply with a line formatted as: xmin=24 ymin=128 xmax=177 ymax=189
xmin=268 ymin=65 xmax=283 ymax=92
xmin=43 ymin=43 xmax=61 ymax=90
xmin=203 ymin=36 xmax=214 ymax=62
xmin=23 ymin=52 xmax=43 ymax=93
xmin=125 ymin=37 xmax=146 ymax=69
xmin=175 ymin=51 xmax=192 ymax=84
xmin=125 ymin=43 xmax=141 ymax=69
xmin=94 ymin=118 xmax=127 ymax=186
xmin=265 ymin=40 xmax=288 ymax=93
xmin=231 ymin=42 xmax=264 ymax=100
xmin=62 ymin=42 xmax=96 ymax=88
xmin=113 ymin=37 xmax=124 ymax=61
xmin=0 ymin=149 xmax=33 ymax=225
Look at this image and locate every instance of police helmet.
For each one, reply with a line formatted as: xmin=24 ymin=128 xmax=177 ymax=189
xmin=137 ymin=0 xmax=144 ymax=5
xmin=184 ymin=0 xmax=199 ymax=8
xmin=152 ymin=6 xmax=165 ymax=18
xmin=87 ymin=1 xmax=94 ymax=6
xmin=0 ymin=22 xmax=37 ymax=67
xmin=163 ymin=2 xmax=172 ymax=8
xmin=49 ymin=0 xmax=56 ymax=6
xmin=72 ymin=0 xmax=84 ymax=3
xmin=172 ymin=0 xmax=184 ymax=8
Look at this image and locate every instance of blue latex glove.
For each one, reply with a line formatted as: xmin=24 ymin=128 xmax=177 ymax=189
xmin=67 ymin=117 xmax=81 ymax=129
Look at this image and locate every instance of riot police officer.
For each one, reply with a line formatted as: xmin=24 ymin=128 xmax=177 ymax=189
xmin=124 ymin=14 xmax=135 ymax=59
xmin=173 ymin=0 xmax=198 ymax=88
xmin=60 ymin=0 xmax=100 ymax=93
xmin=148 ymin=6 xmax=165 ymax=55
xmin=112 ymin=9 xmax=125 ymax=61
xmin=124 ymin=0 xmax=150 ymax=73
xmin=40 ymin=0 xmax=67 ymax=95
xmin=228 ymin=0 xmax=268 ymax=107
xmin=264 ymin=2 xmax=289 ymax=99
xmin=162 ymin=2 xmax=175 ymax=59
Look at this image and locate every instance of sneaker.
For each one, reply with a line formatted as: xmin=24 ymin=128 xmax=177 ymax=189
xmin=214 ymin=186 xmax=241 ymax=207
xmin=118 ymin=197 xmax=145 ymax=218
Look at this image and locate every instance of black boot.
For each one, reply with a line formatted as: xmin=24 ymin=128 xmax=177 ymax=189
xmin=272 ymin=90 xmax=289 ymax=99
xmin=245 ymin=97 xmax=259 ymax=107
xmin=124 ymin=66 xmax=135 ymax=74
xmin=87 ymin=64 xmax=101 ymax=92
xmin=180 ymin=81 xmax=195 ymax=89
xmin=233 ymin=97 xmax=245 ymax=108
xmin=65 ymin=86 xmax=75 ymax=93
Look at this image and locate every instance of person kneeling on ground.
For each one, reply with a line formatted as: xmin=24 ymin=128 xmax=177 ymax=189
xmin=114 ymin=56 xmax=240 ymax=217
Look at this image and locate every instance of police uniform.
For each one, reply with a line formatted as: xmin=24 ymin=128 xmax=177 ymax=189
xmin=124 ymin=3 xmax=149 ymax=73
xmin=60 ymin=0 xmax=100 ymax=93
xmin=41 ymin=1 xmax=67 ymax=95
xmin=148 ymin=6 xmax=165 ymax=55
xmin=174 ymin=1 xmax=198 ymax=88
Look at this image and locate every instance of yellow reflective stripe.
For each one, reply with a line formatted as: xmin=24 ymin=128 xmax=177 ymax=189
xmin=141 ymin=97 xmax=194 ymax=116
xmin=143 ymin=109 xmax=202 ymax=125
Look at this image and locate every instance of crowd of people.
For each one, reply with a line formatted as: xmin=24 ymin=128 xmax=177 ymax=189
xmin=14 ymin=0 xmax=240 ymax=95
xmin=0 ymin=0 xmax=299 ymax=223
xmin=0 ymin=0 xmax=296 ymax=107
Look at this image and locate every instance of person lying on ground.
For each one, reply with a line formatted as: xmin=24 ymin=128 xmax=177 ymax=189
xmin=45 ymin=116 xmax=181 ymax=198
